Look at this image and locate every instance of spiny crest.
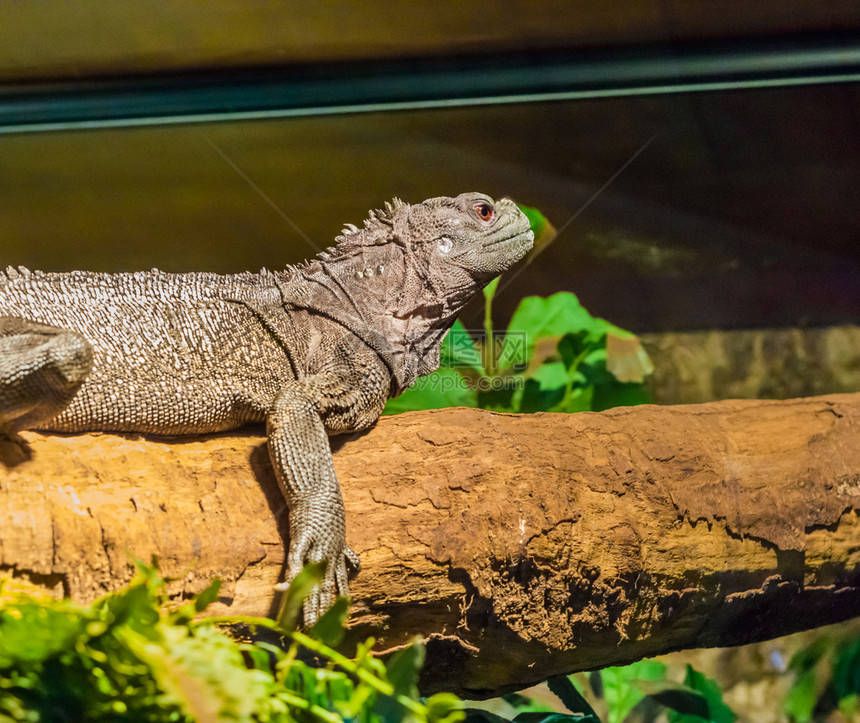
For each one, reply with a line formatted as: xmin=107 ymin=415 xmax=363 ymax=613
xmin=368 ymin=197 xmax=406 ymax=223
xmin=3 ymin=265 xmax=33 ymax=281
xmin=317 ymin=197 xmax=407 ymax=261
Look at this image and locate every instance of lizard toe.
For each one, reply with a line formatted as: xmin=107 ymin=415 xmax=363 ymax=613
xmin=303 ymin=590 xmax=323 ymax=628
xmin=334 ymin=560 xmax=351 ymax=599
xmin=345 ymin=545 xmax=361 ymax=574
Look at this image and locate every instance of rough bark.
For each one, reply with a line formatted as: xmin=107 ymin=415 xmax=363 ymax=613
xmin=1 ymin=394 xmax=859 ymax=697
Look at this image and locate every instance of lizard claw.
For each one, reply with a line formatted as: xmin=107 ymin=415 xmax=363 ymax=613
xmin=290 ymin=548 xmax=354 ymax=628
xmin=275 ymin=504 xmax=360 ymax=626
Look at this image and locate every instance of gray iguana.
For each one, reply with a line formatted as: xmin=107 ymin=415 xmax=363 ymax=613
xmin=0 ymin=192 xmax=533 ymax=622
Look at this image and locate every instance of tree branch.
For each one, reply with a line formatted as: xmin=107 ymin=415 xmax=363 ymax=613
xmin=2 ymin=394 xmax=859 ymax=697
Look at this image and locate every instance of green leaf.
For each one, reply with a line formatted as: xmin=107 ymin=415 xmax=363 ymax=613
xmin=383 ymin=368 xmax=478 ymax=414
xmin=591 ymin=381 xmax=650 ymax=412
xmin=483 ymin=276 xmax=501 ymax=305
xmin=425 ymin=692 xmax=467 ymax=723
xmin=667 ymin=665 xmax=736 ymax=723
xmin=556 ymin=387 xmax=596 ymax=414
xmin=839 ymin=693 xmax=860 ymax=717
xmin=464 ymin=709 xmax=517 ymax=723
xmin=833 ymin=635 xmax=860 ymax=701
xmin=442 ymin=320 xmax=485 ymax=374
xmin=194 ymin=579 xmax=221 ymax=613
xmin=531 ymin=361 xmax=570 ymax=391
xmin=373 ymin=639 xmax=427 ymax=722
xmin=98 ymin=579 xmax=161 ymax=637
xmin=477 ymin=382 xmax=520 ymax=412
xmin=519 ymin=205 xmax=551 ymax=237
xmin=783 ymin=667 xmax=819 ymax=722
xmin=602 ymin=660 xmax=667 ymax=723
xmin=649 ymin=687 xmax=710 ymax=718
xmin=274 ymin=560 xmax=327 ymax=633
xmin=557 ymin=331 xmax=592 ymax=372
xmin=514 ymin=714 xmax=599 ymax=722
xmin=519 ymin=377 xmax=564 ymax=414
xmin=386 ymin=292 xmax=651 ymax=416
xmin=781 ymin=637 xmax=835 ymax=722
xmin=517 ymin=205 xmax=558 ymax=257
xmin=129 ymin=624 xmax=271 ymax=722
xmin=241 ymin=642 xmax=274 ymax=672
xmin=307 ymin=595 xmax=349 ymax=647
xmin=0 ymin=600 xmax=88 ymax=668
xmin=502 ymin=293 xmax=596 ymax=366
xmin=788 ymin=634 xmax=831 ymax=674
xmin=503 ymin=292 xmax=627 ymax=364
xmin=547 ymin=675 xmax=598 ymax=717
xmin=385 ymin=638 xmax=425 ymax=698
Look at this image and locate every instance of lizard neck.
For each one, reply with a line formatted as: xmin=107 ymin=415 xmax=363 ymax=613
xmin=277 ymin=247 xmax=464 ymax=395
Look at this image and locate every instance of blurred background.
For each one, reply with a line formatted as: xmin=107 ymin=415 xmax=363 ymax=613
xmin=1 ymin=3 xmax=859 ymax=719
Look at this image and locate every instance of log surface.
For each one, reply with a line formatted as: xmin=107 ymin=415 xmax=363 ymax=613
xmin=2 ymin=394 xmax=859 ymax=696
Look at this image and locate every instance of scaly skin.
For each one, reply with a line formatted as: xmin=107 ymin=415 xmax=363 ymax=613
xmin=0 ymin=192 xmax=534 ymax=623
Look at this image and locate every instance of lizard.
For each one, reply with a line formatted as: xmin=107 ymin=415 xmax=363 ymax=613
xmin=0 ymin=192 xmax=534 ymax=623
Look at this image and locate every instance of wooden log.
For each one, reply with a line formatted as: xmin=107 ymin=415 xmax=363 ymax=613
xmin=1 ymin=394 xmax=859 ymax=697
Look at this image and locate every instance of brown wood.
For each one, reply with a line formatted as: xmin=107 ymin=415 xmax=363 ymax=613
xmin=2 ymin=394 xmax=859 ymax=696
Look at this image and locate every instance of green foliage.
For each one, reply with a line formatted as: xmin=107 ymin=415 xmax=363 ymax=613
xmin=0 ymin=564 xmax=463 ymax=723
xmin=462 ymin=708 xmax=596 ymax=723
xmin=783 ymin=631 xmax=860 ymax=721
xmin=384 ymin=291 xmax=652 ymax=416
xmin=463 ymin=660 xmax=737 ymax=723
xmin=664 ymin=665 xmax=736 ymax=723
xmin=3 ymin=564 xmax=745 ymax=723
xmin=545 ymin=675 xmax=598 ymax=720
xmin=595 ymin=659 xmax=734 ymax=723
xmin=463 ymin=713 xmax=596 ymax=723
xmin=600 ymin=660 xmax=670 ymax=723
xmin=384 ymin=362 xmax=478 ymax=414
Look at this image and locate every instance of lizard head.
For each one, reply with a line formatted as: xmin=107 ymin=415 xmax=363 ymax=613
xmin=321 ymin=192 xmax=533 ymax=315
xmin=404 ymin=192 xmax=534 ymax=293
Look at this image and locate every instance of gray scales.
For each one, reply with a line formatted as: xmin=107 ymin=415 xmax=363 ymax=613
xmin=0 ymin=192 xmax=533 ymax=623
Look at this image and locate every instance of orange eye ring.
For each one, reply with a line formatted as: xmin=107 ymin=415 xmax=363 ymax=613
xmin=474 ymin=202 xmax=495 ymax=222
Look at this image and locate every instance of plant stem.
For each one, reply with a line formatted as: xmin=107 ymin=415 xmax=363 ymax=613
xmin=561 ymin=347 xmax=591 ymax=410
xmin=483 ymin=277 xmax=499 ymax=377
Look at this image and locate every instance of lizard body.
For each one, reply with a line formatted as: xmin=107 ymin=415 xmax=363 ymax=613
xmin=0 ymin=192 xmax=533 ymax=621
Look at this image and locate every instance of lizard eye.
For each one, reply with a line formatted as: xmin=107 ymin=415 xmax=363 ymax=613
xmin=474 ymin=202 xmax=495 ymax=223
xmin=437 ymin=236 xmax=453 ymax=254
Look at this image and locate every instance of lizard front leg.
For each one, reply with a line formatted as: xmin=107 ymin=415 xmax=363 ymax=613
xmin=266 ymin=358 xmax=388 ymax=625
xmin=0 ymin=317 xmax=93 ymax=437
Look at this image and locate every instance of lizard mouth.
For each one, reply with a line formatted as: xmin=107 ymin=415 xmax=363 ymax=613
xmin=484 ymin=228 xmax=535 ymax=252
